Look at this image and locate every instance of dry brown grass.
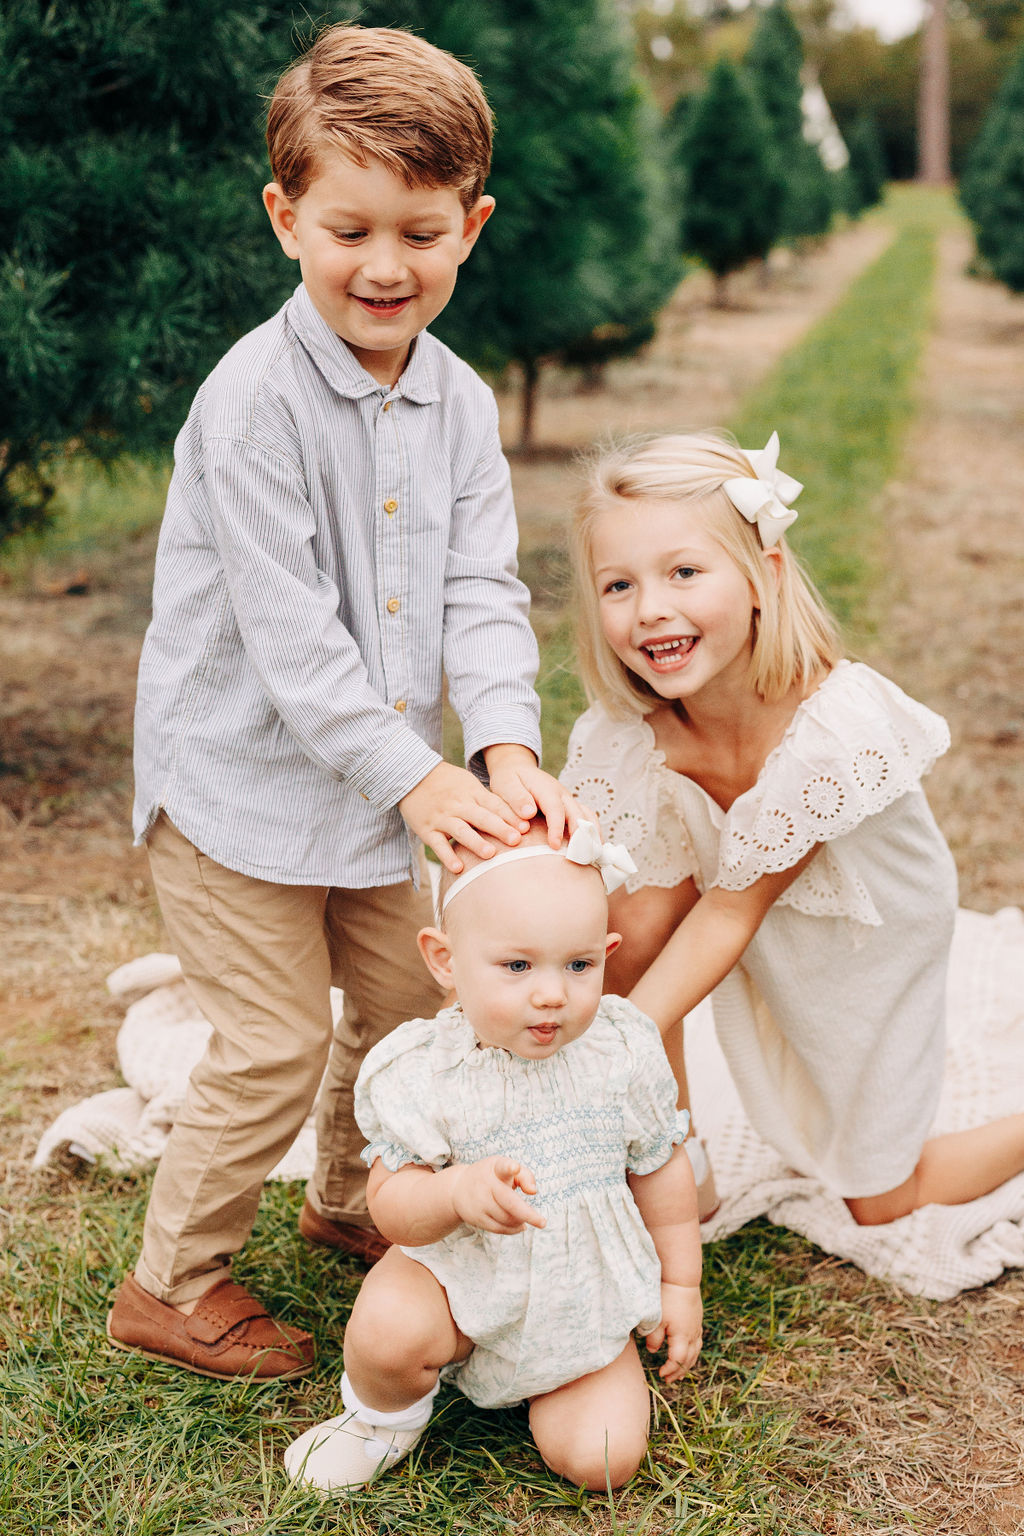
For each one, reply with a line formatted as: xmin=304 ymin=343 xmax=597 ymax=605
xmin=870 ymin=228 xmax=1024 ymax=913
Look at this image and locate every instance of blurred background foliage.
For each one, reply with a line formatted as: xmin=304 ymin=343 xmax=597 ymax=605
xmin=2 ymin=0 xmax=1022 ymax=545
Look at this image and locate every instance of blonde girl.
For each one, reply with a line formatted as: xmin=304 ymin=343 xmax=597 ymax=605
xmin=562 ymin=430 xmax=1024 ymax=1226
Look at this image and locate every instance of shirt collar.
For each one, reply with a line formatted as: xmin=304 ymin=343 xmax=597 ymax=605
xmin=287 ymin=283 xmax=441 ymax=405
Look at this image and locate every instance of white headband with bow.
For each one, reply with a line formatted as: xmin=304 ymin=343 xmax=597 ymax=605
xmin=440 ymin=821 xmax=637 ymax=914
xmin=722 ymin=431 xmax=802 ymax=547
xmin=564 ymin=820 xmax=638 ymax=893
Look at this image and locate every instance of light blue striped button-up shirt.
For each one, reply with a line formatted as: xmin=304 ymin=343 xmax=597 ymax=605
xmin=133 ymin=284 xmax=542 ymax=888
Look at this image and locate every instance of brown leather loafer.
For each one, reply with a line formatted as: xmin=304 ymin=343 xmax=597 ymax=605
xmin=298 ymin=1199 xmax=390 ymax=1263
xmin=106 ymin=1273 xmax=313 ymax=1380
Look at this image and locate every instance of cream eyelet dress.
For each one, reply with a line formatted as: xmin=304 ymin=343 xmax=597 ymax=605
xmin=560 ymin=661 xmax=958 ymax=1199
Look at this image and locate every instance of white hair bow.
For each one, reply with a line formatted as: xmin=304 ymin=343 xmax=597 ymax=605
xmin=565 ymin=821 xmax=637 ymax=895
xmin=722 ymin=431 xmax=802 ymax=547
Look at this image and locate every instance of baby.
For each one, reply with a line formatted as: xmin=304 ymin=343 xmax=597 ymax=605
xmin=285 ymin=821 xmax=703 ymax=1493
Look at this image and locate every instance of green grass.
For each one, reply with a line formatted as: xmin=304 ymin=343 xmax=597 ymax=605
xmin=2 ymin=1172 xmax=874 ymax=1536
xmin=730 ymin=191 xmax=947 ymax=642
xmin=0 ymin=455 xmax=170 ymax=588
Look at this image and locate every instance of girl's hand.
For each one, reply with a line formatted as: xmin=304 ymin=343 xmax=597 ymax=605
xmin=450 ymin=1156 xmax=546 ymax=1235
xmin=645 ymin=1282 xmax=703 ymax=1381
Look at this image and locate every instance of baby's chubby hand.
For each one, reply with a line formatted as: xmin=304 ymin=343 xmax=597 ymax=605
xmin=645 ymin=1282 xmax=703 ymax=1382
xmin=450 ymin=1155 xmax=545 ymax=1236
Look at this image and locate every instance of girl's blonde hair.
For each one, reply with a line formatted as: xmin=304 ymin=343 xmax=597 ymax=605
xmin=572 ymin=431 xmax=842 ymax=716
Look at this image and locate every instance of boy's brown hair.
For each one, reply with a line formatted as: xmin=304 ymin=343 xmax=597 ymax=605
xmin=266 ymin=24 xmax=493 ymax=210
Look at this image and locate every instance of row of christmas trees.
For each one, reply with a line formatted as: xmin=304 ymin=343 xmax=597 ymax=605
xmin=0 ymin=0 xmax=882 ymax=540
xmin=2 ymin=0 xmax=1019 ymax=544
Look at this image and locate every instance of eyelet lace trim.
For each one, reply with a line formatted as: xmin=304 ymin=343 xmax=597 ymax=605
xmin=560 ymin=664 xmax=949 ymax=924
xmin=563 ymin=721 xmax=699 ymax=894
xmin=714 ymin=662 xmax=949 ymax=892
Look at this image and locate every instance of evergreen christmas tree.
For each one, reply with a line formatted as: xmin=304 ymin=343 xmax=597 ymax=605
xmin=0 ymin=0 xmax=297 ymax=543
xmin=357 ymin=0 xmax=679 ymax=445
xmin=960 ymin=40 xmax=1024 ymax=292
xmin=844 ymin=114 xmax=887 ymax=216
xmin=745 ymin=0 xmax=835 ymax=244
xmin=677 ymin=56 xmax=782 ymax=305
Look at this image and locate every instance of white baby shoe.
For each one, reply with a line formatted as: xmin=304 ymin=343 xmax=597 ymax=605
xmin=284 ymin=1374 xmax=438 ymax=1492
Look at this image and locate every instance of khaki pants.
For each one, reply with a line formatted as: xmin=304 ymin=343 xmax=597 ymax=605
xmin=135 ymin=812 xmax=442 ymax=1304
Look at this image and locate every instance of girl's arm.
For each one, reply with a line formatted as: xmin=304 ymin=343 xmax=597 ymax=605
xmin=629 ymin=845 xmax=820 ymax=1032
xmin=366 ymin=1154 xmax=545 ymax=1247
xmin=628 ymin=1144 xmax=703 ymax=1381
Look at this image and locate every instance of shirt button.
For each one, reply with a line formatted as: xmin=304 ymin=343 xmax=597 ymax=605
xmin=386 ymin=597 xmax=400 ymax=614
xmin=382 ymin=401 xmax=391 ymax=412
xmin=394 ymin=699 xmax=407 ymax=712
xmin=384 ymin=498 xmax=398 ymax=515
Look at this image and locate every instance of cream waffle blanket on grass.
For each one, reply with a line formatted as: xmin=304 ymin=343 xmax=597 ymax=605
xmin=34 ymin=908 xmax=1024 ymax=1302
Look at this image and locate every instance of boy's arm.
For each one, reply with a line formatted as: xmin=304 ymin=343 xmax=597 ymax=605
xmin=439 ymin=396 xmax=544 ymax=780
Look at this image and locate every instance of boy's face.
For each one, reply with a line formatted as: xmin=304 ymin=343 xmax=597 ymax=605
xmin=263 ymin=152 xmax=493 ymax=387
xmin=419 ymin=856 xmax=620 ymax=1061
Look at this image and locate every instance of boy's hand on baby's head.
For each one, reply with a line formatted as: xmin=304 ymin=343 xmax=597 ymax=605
xmin=399 ymin=763 xmax=529 ymax=874
xmin=645 ymin=1283 xmax=703 ymax=1382
xmin=450 ymin=1155 xmax=545 ymax=1235
xmin=484 ymin=750 xmax=583 ymax=849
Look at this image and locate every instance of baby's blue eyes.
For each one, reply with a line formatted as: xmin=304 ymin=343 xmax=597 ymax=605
xmin=502 ymin=958 xmax=593 ymax=974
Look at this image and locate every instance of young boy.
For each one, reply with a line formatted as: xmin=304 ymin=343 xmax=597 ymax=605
xmin=107 ymin=24 xmax=575 ymax=1381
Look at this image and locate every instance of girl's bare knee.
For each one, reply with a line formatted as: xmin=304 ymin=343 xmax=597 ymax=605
xmin=845 ymin=1171 xmax=919 ymax=1226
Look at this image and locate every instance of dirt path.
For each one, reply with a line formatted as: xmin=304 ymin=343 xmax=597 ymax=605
xmin=867 ymin=227 xmax=1024 ymax=912
xmin=497 ymin=220 xmax=891 ymax=548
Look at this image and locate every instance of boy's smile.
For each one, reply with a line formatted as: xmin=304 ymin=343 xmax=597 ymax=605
xmin=264 ymin=154 xmax=494 ymax=387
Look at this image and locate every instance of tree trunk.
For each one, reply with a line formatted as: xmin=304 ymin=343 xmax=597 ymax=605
xmin=918 ymin=0 xmax=951 ymax=185
xmin=519 ymin=357 xmax=540 ymax=450
xmin=712 ymin=270 xmax=730 ymax=308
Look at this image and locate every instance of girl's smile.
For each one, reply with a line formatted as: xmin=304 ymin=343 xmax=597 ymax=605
xmin=591 ymin=500 xmax=759 ymax=706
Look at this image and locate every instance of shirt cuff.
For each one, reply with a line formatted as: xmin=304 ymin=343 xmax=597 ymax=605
xmin=346 ymin=727 xmax=443 ymax=811
xmin=463 ymin=707 xmax=544 ymax=783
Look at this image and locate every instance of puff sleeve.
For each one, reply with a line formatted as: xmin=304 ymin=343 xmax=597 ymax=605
xmin=354 ymin=1018 xmax=454 ymax=1173
xmin=598 ymin=996 xmax=691 ymax=1173
xmin=714 ymin=662 xmax=950 ymax=901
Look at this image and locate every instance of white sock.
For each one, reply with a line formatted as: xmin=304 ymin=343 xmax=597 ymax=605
xmin=340 ymin=1370 xmax=439 ymax=1433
